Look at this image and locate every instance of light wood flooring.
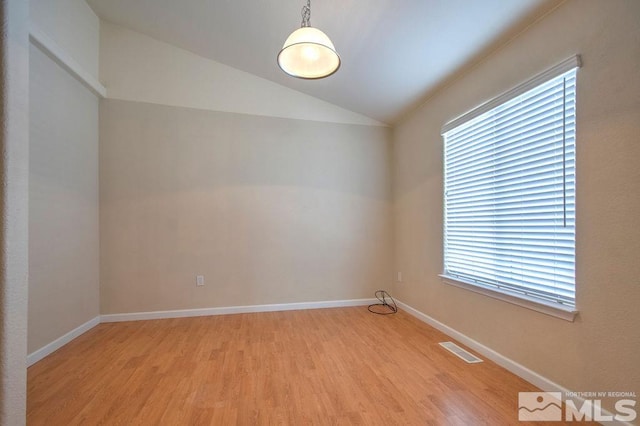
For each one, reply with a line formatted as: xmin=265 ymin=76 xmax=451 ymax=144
xmin=28 ymin=307 xmax=589 ymax=425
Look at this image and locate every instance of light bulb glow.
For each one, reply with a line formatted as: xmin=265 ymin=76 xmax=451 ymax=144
xmin=302 ymin=45 xmax=320 ymax=61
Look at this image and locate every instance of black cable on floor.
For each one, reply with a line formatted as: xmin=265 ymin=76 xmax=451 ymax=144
xmin=367 ymin=290 xmax=397 ymax=315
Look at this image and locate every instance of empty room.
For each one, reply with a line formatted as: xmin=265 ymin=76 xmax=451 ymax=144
xmin=1 ymin=0 xmax=639 ymax=424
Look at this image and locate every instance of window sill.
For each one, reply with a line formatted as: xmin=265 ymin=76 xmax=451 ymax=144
xmin=439 ymin=275 xmax=578 ymax=322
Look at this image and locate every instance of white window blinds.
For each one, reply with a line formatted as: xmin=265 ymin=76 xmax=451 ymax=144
xmin=442 ymin=57 xmax=580 ymax=309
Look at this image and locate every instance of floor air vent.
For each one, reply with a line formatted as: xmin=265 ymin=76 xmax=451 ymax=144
xmin=439 ymin=341 xmax=483 ymax=363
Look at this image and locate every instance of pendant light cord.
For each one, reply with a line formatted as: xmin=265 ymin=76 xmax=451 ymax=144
xmin=301 ymin=0 xmax=311 ymax=27
xmin=368 ymin=290 xmax=398 ymax=315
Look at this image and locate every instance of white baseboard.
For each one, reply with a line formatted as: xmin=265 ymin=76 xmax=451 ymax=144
xmin=100 ymin=298 xmax=376 ymax=323
xmin=396 ymin=300 xmax=633 ymax=426
xmin=396 ymin=300 xmax=565 ymax=391
xmin=27 ymin=316 xmax=101 ymax=367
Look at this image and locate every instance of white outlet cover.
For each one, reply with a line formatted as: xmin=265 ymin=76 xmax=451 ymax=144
xmin=196 ymin=275 xmax=204 ymax=286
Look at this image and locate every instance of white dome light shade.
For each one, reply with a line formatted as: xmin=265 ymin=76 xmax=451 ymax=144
xmin=277 ymin=27 xmax=340 ymax=79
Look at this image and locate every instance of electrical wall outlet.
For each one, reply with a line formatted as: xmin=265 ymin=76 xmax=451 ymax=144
xmin=397 ymin=272 xmax=402 ymax=282
xmin=196 ymin=275 xmax=204 ymax=286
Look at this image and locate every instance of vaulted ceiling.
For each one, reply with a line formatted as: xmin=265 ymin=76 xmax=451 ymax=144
xmin=87 ymin=0 xmax=559 ymax=124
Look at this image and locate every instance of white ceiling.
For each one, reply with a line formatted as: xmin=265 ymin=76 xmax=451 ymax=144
xmin=87 ymin=0 xmax=557 ymax=124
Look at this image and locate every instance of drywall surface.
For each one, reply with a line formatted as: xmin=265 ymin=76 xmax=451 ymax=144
xmin=28 ymin=43 xmax=100 ymax=354
xmin=100 ymin=99 xmax=392 ymax=313
xmin=27 ymin=0 xmax=101 ymax=355
xmin=393 ymin=0 xmax=640 ymax=405
xmin=99 ymin=21 xmax=384 ymax=127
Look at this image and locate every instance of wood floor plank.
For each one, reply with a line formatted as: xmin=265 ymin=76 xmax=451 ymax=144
xmin=27 ymin=307 xmax=595 ymax=425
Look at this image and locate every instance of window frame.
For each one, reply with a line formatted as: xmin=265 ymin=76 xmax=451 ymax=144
xmin=440 ymin=56 xmax=581 ymax=322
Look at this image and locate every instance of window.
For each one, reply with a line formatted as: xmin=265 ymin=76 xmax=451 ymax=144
xmin=441 ymin=56 xmax=580 ymax=319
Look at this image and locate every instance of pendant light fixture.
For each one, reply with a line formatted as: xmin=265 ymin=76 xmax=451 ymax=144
xmin=277 ymin=0 xmax=340 ymax=79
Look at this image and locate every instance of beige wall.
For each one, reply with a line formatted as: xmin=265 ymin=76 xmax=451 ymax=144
xmin=0 ymin=0 xmax=29 ymax=423
xmin=393 ymin=0 xmax=640 ymax=400
xmin=28 ymin=43 xmax=100 ymax=353
xmin=100 ymin=100 xmax=392 ymax=314
xmin=98 ymin=22 xmax=392 ymax=315
xmin=27 ymin=0 xmax=101 ymax=355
